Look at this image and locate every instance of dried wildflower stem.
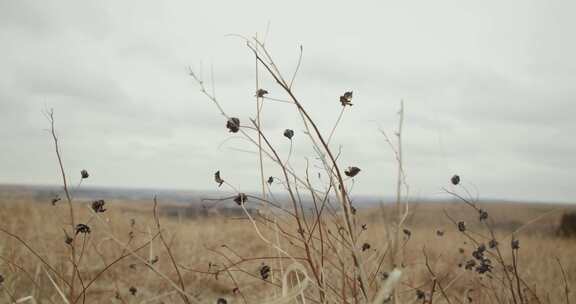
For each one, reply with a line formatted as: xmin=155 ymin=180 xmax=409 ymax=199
xmin=152 ymin=197 xmax=191 ymax=304
xmin=554 ymin=257 xmax=570 ymax=304
xmin=45 ymin=109 xmax=79 ymax=300
xmin=248 ymin=40 xmax=370 ymax=301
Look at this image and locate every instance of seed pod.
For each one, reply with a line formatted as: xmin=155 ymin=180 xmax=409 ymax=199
xmin=339 ymin=91 xmax=353 ymax=106
xmin=259 ymin=264 xmax=271 ymax=280
xmin=457 ymin=221 xmax=466 ymax=232
xmin=75 ymin=224 xmax=91 ymax=235
xmin=129 ymin=286 xmax=137 ymax=296
xmin=489 ymin=239 xmax=498 ymax=249
xmin=451 ymin=174 xmax=460 ymax=185
xmin=51 ymin=197 xmax=61 ymax=205
xmin=217 ymin=298 xmax=228 ymax=304
xmin=267 ymin=176 xmax=274 ymax=185
xmin=226 ymin=117 xmax=240 ymax=133
xmin=214 ymin=171 xmax=224 ymax=187
xmin=233 ymin=193 xmax=247 ymax=205
xmin=511 ymin=239 xmax=520 ymax=250
xmin=479 ymin=209 xmax=488 ymax=221
xmin=345 ymin=166 xmax=361 ymax=177
xmin=81 ymin=169 xmax=89 ymax=179
xmin=256 ymin=89 xmax=268 ymax=97
xmin=283 ymin=129 xmax=294 ymax=139
xmin=91 ymin=200 xmax=106 ymax=213
xmin=361 ymin=243 xmax=371 ymax=251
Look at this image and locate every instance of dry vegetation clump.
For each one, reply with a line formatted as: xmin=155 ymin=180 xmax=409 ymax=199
xmin=0 ymin=36 xmax=574 ymax=304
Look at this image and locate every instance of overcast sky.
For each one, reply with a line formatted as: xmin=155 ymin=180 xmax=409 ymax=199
xmin=1 ymin=0 xmax=574 ymax=203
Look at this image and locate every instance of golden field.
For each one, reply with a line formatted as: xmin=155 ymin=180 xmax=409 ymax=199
xmin=0 ymin=187 xmax=574 ymax=304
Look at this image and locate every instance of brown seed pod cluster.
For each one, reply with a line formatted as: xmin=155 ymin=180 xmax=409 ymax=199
xmin=339 ymin=91 xmax=353 ymax=106
xmin=81 ymin=169 xmax=89 ymax=179
xmin=226 ymin=117 xmax=240 ymax=133
xmin=344 ymin=166 xmax=361 ymax=177
xmin=233 ymin=193 xmax=247 ymax=205
xmin=75 ymin=223 xmax=91 ymax=235
xmin=91 ymin=199 xmax=106 ymax=213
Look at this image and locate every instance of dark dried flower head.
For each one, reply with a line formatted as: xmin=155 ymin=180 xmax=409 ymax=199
xmin=75 ymin=224 xmax=91 ymax=235
xmin=362 ymin=243 xmax=371 ymax=251
xmin=476 ymin=258 xmax=493 ymax=274
xmin=232 ymin=287 xmax=240 ymax=294
xmin=64 ymin=230 xmax=74 ymax=245
xmin=214 ymin=171 xmax=224 ymax=187
xmin=91 ymin=200 xmax=106 ymax=213
xmin=511 ymin=238 xmax=520 ymax=250
xmin=465 ymin=259 xmax=477 ymax=270
xmin=489 ymin=239 xmax=498 ymax=249
xmin=129 ymin=286 xmax=137 ymax=296
xmin=472 ymin=244 xmax=486 ymax=260
xmin=436 ymin=229 xmax=444 ymax=236
xmin=380 ymin=272 xmax=389 ymax=280
xmin=283 ymin=129 xmax=294 ymax=139
xmin=256 ymin=89 xmax=269 ymax=97
xmin=458 ymin=221 xmax=466 ymax=232
xmin=0 ymin=274 xmax=4 ymax=285
xmin=339 ymin=91 xmax=353 ymax=106
xmin=233 ymin=193 xmax=247 ymax=205
xmin=51 ymin=197 xmax=61 ymax=205
xmin=451 ymin=174 xmax=460 ymax=185
xmin=478 ymin=209 xmax=488 ymax=221
xmin=267 ymin=176 xmax=274 ymax=185
xmin=403 ymin=228 xmax=412 ymax=237
xmin=217 ymin=298 xmax=228 ymax=304
xmin=150 ymin=256 xmax=159 ymax=264
xmin=259 ymin=264 xmax=271 ymax=280
xmin=361 ymin=224 xmax=368 ymax=231
xmin=416 ymin=289 xmax=426 ymax=300
xmin=226 ymin=117 xmax=240 ymax=133
xmin=345 ymin=166 xmax=361 ymax=177
xmin=81 ymin=169 xmax=89 ymax=179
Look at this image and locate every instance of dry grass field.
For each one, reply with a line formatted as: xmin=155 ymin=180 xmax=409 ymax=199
xmin=0 ymin=188 xmax=574 ymax=304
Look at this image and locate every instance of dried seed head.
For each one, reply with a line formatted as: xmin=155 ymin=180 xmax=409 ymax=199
xmin=256 ymin=89 xmax=269 ymax=97
xmin=511 ymin=238 xmax=520 ymax=250
xmin=217 ymin=298 xmax=228 ymax=304
xmin=339 ymin=91 xmax=353 ymax=106
xmin=81 ymin=169 xmax=89 ymax=179
xmin=64 ymin=233 xmax=73 ymax=245
xmin=232 ymin=287 xmax=240 ymax=294
xmin=489 ymin=239 xmax=498 ymax=249
xmin=91 ymin=200 xmax=106 ymax=213
xmin=362 ymin=243 xmax=371 ymax=251
xmin=267 ymin=176 xmax=274 ymax=185
xmin=226 ymin=117 xmax=240 ymax=133
xmin=283 ymin=129 xmax=294 ymax=139
xmin=436 ymin=229 xmax=444 ymax=236
xmin=472 ymin=244 xmax=486 ymax=260
xmin=465 ymin=259 xmax=477 ymax=270
xmin=403 ymin=228 xmax=412 ymax=237
xmin=51 ymin=197 xmax=61 ymax=205
xmin=361 ymin=224 xmax=368 ymax=231
xmin=479 ymin=209 xmax=488 ymax=221
xmin=451 ymin=174 xmax=460 ymax=185
xmin=150 ymin=256 xmax=159 ymax=264
xmin=0 ymin=274 xmax=4 ymax=285
xmin=345 ymin=166 xmax=361 ymax=177
xmin=75 ymin=224 xmax=91 ymax=235
xmin=129 ymin=286 xmax=137 ymax=296
xmin=214 ymin=171 xmax=224 ymax=187
xmin=457 ymin=221 xmax=466 ymax=232
xmin=259 ymin=264 xmax=271 ymax=280
xmin=233 ymin=193 xmax=247 ymax=205
xmin=416 ymin=289 xmax=425 ymax=300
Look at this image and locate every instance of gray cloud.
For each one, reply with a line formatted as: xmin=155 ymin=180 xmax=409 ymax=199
xmin=0 ymin=0 xmax=575 ymax=203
